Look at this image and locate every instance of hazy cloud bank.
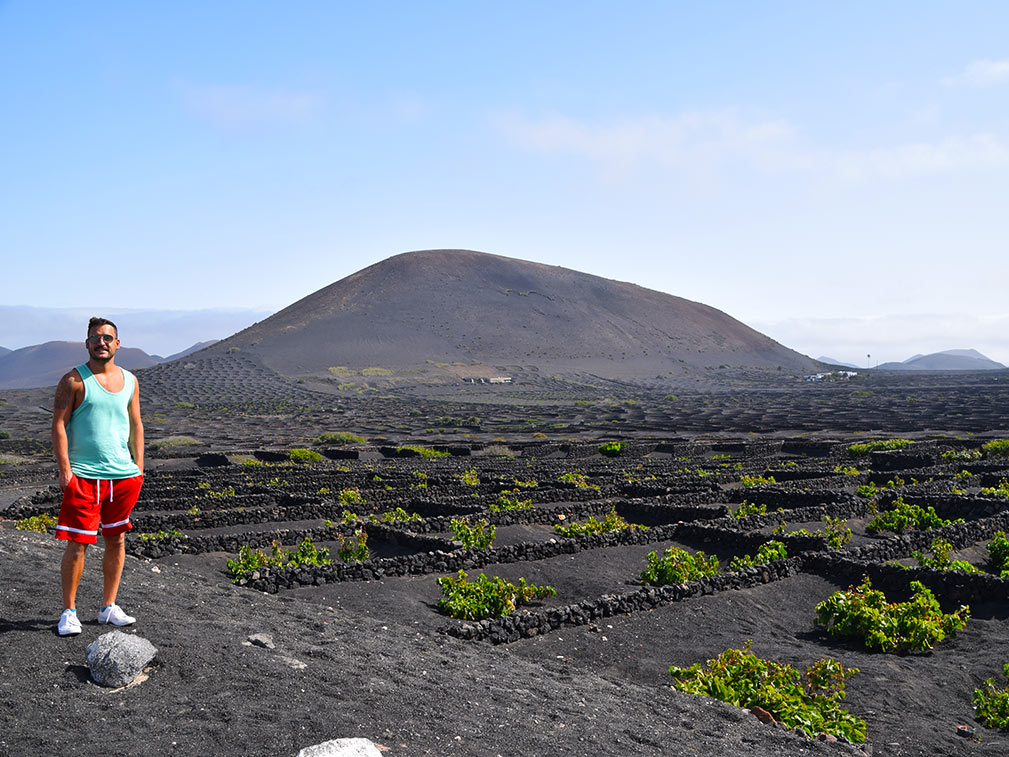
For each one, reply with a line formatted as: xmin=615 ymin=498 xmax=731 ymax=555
xmin=2 ymin=307 xmax=272 ymax=357
xmin=749 ymin=313 xmax=1009 ymax=368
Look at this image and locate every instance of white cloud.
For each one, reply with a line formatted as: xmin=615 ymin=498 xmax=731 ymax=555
xmin=942 ymin=58 xmax=1009 ymax=87
xmin=176 ymin=81 xmax=323 ymax=129
xmin=496 ymin=110 xmax=1009 ymax=182
xmin=828 ymin=133 xmax=1009 ymax=181
xmin=495 ymin=110 xmax=796 ymax=175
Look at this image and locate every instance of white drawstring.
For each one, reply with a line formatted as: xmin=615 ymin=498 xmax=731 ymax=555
xmin=94 ymin=479 xmax=114 ymax=504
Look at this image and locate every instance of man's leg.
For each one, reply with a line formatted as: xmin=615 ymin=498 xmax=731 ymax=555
xmin=97 ymin=474 xmax=142 ymax=625
xmin=101 ymin=531 xmax=125 ymax=607
xmin=61 ymin=541 xmax=87 ymax=610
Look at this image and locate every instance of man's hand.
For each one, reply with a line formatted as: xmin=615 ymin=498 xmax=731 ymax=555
xmin=58 ymin=469 xmax=74 ymax=492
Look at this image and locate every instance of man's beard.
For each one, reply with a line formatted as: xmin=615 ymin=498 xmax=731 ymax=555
xmin=89 ymin=349 xmax=113 ymax=363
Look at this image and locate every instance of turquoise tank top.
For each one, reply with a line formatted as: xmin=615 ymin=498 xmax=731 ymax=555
xmin=67 ymin=363 xmax=141 ymax=479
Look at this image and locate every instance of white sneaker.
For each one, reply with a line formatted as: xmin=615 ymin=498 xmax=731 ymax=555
xmin=58 ymin=609 xmax=82 ymax=636
xmin=97 ymin=603 xmax=135 ymax=626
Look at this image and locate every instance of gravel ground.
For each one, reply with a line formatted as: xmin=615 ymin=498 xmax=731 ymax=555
xmin=1 ymin=527 xmax=872 ymax=757
xmin=5 ymin=517 xmax=1008 ymax=756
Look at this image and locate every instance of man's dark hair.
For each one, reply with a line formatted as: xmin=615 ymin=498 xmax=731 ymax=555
xmin=87 ymin=317 xmax=118 ymax=337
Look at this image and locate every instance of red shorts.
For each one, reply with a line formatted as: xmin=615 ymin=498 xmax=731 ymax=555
xmin=56 ymin=474 xmax=144 ymax=544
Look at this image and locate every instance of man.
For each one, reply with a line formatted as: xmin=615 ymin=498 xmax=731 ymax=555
xmin=51 ymin=317 xmax=144 ymax=636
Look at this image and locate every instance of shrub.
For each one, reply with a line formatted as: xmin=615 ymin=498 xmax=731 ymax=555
xmin=669 ymin=642 xmax=866 ymax=743
xmin=483 ymin=444 xmax=514 ymax=457
xmin=598 ymin=441 xmax=623 ymax=457
xmin=981 ymin=479 xmax=1009 ymax=498
xmin=337 ymin=488 xmax=365 ymax=505
xmin=313 ymin=431 xmax=365 ymax=445
xmin=450 ymin=517 xmax=496 ymax=549
xmin=227 ymin=537 xmax=331 ymax=582
xmin=847 ymin=438 xmax=912 ymax=458
xmin=291 ymin=536 xmax=331 ymax=566
xmin=173 ymin=401 xmax=195 ymax=409
xmin=289 ymin=448 xmax=323 ymax=463
xmin=865 ymin=495 xmax=958 ymax=534
xmin=856 ymin=482 xmax=879 ymax=499
xmin=436 ymin=570 xmax=556 ymax=620
xmin=374 ymin=506 xmax=420 ymax=523
xmin=136 ymin=529 xmax=184 ymax=543
xmin=740 ymin=474 xmax=776 ymax=487
xmin=457 ymin=468 xmax=480 ymax=486
xmin=398 ymin=445 xmax=449 ymax=458
xmin=974 ymin=662 xmax=1009 ymax=730
xmin=987 ymin=532 xmax=1009 ymax=578
xmin=227 ymin=544 xmax=274 ymax=580
xmin=909 ymin=538 xmax=979 ymax=573
xmin=881 ymin=475 xmax=907 ymax=490
xmin=732 ymin=501 xmax=767 ymax=518
xmin=641 ymin=546 xmax=719 ymax=586
xmin=15 ymin=513 xmax=57 ymax=533
xmin=336 ymin=529 xmax=369 ymax=562
xmin=983 ymin=440 xmax=1009 ymax=458
xmin=815 ymin=577 xmax=969 ymax=653
xmin=490 ymin=494 xmax=533 ymax=512
xmin=823 ymin=516 xmax=853 ymax=550
xmin=730 ymin=541 xmax=787 ymax=571
xmin=554 ymin=507 xmax=644 ymax=538
xmin=557 ymin=471 xmax=599 ymax=490
xmin=942 ymin=448 xmax=982 ymax=462
xmin=203 ymin=485 xmax=236 ymax=499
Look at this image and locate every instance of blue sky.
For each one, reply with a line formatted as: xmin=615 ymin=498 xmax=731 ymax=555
xmin=3 ymin=2 xmax=1008 ymax=364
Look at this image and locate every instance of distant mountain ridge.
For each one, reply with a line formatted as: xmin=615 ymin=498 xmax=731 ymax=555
xmin=818 ymin=356 xmax=861 ymax=369
xmin=0 ymin=340 xmax=213 ymax=390
xmin=0 ymin=306 xmax=268 ymax=359
xmin=875 ymin=349 xmax=1005 ymax=371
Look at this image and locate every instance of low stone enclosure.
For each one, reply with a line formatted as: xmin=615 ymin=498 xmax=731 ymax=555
xmin=13 ymin=437 xmax=1009 ymax=629
xmin=13 ymin=434 xmax=1009 ymax=749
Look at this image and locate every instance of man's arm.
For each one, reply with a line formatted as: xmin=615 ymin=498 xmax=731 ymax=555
xmin=51 ymin=371 xmax=79 ymax=490
xmin=128 ymin=375 xmax=144 ymax=474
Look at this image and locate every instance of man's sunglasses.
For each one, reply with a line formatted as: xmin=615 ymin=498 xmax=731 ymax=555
xmin=87 ymin=334 xmax=116 ymax=344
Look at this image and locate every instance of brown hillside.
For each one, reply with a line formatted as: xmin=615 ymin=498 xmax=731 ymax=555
xmin=210 ymin=249 xmax=817 ymax=380
xmin=0 ymin=341 xmax=159 ymax=390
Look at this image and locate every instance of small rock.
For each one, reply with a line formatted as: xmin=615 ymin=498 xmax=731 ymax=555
xmin=281 ymin=654 xmax=307 ymax=670
xmin=248 ymin=633 xmax=275 ymax=649
xmin=86 ymin=631 xmax=157 ymax=688
xmin=297 ymin=738 xmax=384 ymax=757
xmin=749 ymin=706 xmax=775 ymax=724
